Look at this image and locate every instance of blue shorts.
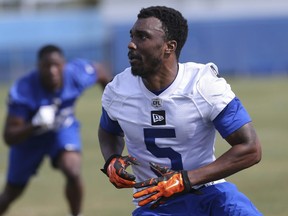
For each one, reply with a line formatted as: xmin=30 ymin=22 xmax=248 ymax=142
xmin=132 ymin=182 xmax=262 ymax=216
xmin=7 ymin=123 xmax=81 ymax=186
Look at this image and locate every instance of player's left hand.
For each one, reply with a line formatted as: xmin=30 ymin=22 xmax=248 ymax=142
xmin=133 ymin=162 xmax=198 ymax=209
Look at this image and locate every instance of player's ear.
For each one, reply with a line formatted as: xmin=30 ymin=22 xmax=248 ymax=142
xmin=165 ymin=40 xmax=177 ymax=54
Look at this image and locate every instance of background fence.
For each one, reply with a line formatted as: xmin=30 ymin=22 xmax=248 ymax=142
xmin=1 ymin=3 xmax=288 ymax=83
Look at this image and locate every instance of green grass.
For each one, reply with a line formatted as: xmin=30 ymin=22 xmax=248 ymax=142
xmin=0 ymin=76 xmax=287 ymax=216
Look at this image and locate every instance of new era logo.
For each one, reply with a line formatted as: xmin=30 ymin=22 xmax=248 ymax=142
xmin=152 ymin=114 xmax=164 ymax=122
xmin=151 ymin=110 xmax=166 ymax=125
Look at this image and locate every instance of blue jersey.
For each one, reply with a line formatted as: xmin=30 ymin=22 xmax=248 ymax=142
xmin=8 ymin=58 xmax=97 ymax=132
xmin=6 ymin=58 xmax=98 ymax=185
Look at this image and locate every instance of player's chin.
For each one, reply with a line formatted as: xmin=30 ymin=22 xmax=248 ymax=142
xmin=131 ymin=66 xmax=145 ymax=77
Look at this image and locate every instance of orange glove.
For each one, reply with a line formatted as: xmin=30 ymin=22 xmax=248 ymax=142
xmin=133 ymin=162 xmax=198 ymax=208
xmin=101 ymin=154 xmax=139 ymax=188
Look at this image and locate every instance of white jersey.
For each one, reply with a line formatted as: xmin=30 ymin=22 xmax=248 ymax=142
xmin=102 ymin=62 xmax=235 ymax=182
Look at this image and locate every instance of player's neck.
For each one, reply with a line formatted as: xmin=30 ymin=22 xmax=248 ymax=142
xmin=142 ymin=63 xmax=178 ymax=92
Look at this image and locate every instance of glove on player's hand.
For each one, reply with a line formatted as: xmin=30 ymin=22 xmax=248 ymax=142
xmin=32 ymin=105 xmax=57 ymax=134
xmin=101 ymin=155 xmax=139 ymax=188
xmin=134 ymin=162 xmax=196 ymax=209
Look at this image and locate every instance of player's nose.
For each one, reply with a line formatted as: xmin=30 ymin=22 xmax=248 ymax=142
xmin=128 ymin=41 xmax=137 ymax=50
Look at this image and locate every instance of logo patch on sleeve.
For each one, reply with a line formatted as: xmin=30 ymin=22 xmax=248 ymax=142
xmin=151 ymin=110 xmax=166 ymax=125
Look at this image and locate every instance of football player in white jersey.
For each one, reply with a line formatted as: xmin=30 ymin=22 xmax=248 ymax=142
xmin=99 ymin=6 xmax=263 ymax=216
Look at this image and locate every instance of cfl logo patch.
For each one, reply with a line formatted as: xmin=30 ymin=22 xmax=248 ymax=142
xmin=151 ymin=98 xmax=163 ymax=108
xmin=151 ymin=110 xmax=166 ymax=125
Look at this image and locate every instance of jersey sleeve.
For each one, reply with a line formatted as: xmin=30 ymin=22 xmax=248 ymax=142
xmin=100 ymin=72 xmax=128 ymax=136
xmin=213 ymin=97 xmax=252 ymax=138
xmin=100 ymin=107 xmax=124 ymax=136
xmin=66 ymin=59 xmax=98 ymax=93
xmin=7 ymin=79 xmax=33 ymax=121
xmin=196 ymin=63 xmax=235 ymax=121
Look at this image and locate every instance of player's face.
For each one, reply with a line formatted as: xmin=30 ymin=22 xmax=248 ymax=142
xmin=38 ymin=52 xmax=65 ymax=92
xmin=128 ymin=17 xmax=167 ymax=78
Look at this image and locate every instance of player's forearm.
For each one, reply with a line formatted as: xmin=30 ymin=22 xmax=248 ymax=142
xmin=98 ymin=126 xmax=125 ymax=161
xmin=187 ymin=123 xmax=261 ymax=186
xmin=187 ymin=141 xmax=261 ymax=187
xmin=3 ymin=123 xmax=39 ymax=146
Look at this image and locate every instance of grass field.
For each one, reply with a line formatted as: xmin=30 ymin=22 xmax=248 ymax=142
xmin=0 ymin=76 xmax=287 ymax=216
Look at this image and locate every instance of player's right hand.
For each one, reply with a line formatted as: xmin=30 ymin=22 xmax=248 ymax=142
xmin=101 ymin=155 xmax=139 ymax=188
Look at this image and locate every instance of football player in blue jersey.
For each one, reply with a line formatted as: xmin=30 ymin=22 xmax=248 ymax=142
xmin=0 ymin=44 xmax=111 ymax=216
xmin=98 ymin=6 xmax=263 ymax=216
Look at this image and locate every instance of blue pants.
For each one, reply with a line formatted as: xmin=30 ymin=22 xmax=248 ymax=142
xmin=7 ymin=123 xmax=81 ymax=186
xmin=132 ymin=182 xmax=262 ymax=216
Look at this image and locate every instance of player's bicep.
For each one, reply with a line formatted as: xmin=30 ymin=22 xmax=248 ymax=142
xmin=225 ymin=122 xmax=256 ymax=146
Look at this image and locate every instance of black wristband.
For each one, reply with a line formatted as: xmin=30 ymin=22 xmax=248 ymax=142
xmin=181 ymin=170 xmax=202 ymax=194
xmin=180 ymin=170 xmax=192 ymax=192
xmin=100 ymin=154 xmax=121 ymax=176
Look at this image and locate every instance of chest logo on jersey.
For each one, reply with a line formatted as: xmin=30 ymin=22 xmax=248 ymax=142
xmin=151 ymin=110 xmax=166 ymax=125
xmin=151 ymin=98 xmax=163 ymax=108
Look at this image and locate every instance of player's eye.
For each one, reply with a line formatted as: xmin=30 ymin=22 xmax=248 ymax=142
xmin=140 ymin=35 xmax=147 ymax=40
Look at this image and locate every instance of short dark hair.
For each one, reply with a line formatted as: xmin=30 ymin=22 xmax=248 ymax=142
xmin=138 ymin=6 xmax=188 ymax=59
xmin=37 ymin=44 xmax=63 ymax=60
